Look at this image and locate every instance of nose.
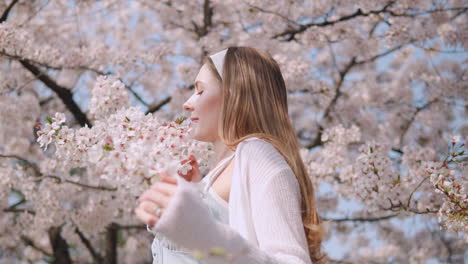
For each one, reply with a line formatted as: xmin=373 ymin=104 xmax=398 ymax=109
xmin=183 ymin=97 xmax=194 ymax=112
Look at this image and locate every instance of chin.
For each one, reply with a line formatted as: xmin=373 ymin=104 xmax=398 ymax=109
xmin=189 ymin=129 xmax=216 ymax=143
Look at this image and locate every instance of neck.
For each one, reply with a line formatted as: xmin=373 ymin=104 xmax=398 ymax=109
xmin=212 ymin=138 xmax=233 ymax=165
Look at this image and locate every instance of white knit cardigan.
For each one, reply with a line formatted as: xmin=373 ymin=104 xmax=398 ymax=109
xmin=153 ymin=137 xmax=312 ymax=264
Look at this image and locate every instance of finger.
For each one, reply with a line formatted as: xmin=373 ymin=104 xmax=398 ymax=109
xmin=160 ymin=173 xmax=178 ymax=185
xmin=139 ymin=200 xmax=165 ymax=217
xmin=150 ymin=181 xmax=177 ymax=196
xmin=134 ymin=207 xmax=158 ymax=227
xmin=188 ymin=155 xmax=201 ymax=181
xmin=138 ymin=189 xmax=171 ymax=206
xmin=160 ymin=171 xmax=170 ymax=178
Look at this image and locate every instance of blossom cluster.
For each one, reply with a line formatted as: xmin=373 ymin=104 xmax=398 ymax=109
xmin=88 ymin=75 xmax=130 ymax=120
xmin=347 ymin=141 xmax=402 ymax=211
xmin=37 ymin=77 xmax=213 ymax=192
xmin=427 ymin=137 xmax=467 ymax=235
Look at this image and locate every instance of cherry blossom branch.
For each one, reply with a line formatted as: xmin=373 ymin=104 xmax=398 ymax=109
xmin=306 ymin=43 xmax=407 ymax=149
xmin=0 ymin=154 xmax=41 ymax=175
xmin=406 ymin=177 xmax=429 ymax=209
xmin=0 ymin=0 xmax=19 ymax=23
xmin=75 ymin=226 xmax=104 ymax=263
xmin=1 ymin=51 xmax=153 ymax=109
xmin=328 ymin=260 xmax=354 ymax=264
xmin=20 ymin=235 xmax=52 ymax=257
xmin=146 ymin=96 xmax=172 ymax=114
xmin=305 ymin=57 xmax=355 ymax=149
xmin=383 ymin=200 xmax=439 ymax=214
xmin=272 ymin=1 xmax=396 ymax=41
xmin=9 ymin=197 xmax=26 ymax=209
xmin=32 ymin=175 xmax=117 ymax=191
xmin=39 ymin=95 xmax=54 ymax=106
xmin=3 ymin=207 xmax=35 ymax=214
xmin=242 ymin=1 xmax=300 ymax=26
xmin=82 ymin=67 xmax=150 ymax=107
xmin=412 ymin=43 xmax=467 ymax=54
xmin=386 ymin=6 xmax=468 ymax=18
xmin=398 ymin=95 xmax=439 ymax=147
xmin=323 ymin=214 xmax=399 ymax=222
xmin=0 ymin=154 xmax=117 ymax=191
xmin=272 ymin=2 xmax=466 ymax=41
xmin=19 ymin=60 xmax=91 ymax=127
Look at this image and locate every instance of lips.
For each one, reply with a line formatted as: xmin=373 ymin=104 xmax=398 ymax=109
xmin=191 ymin=117 xmax=199 ymax=122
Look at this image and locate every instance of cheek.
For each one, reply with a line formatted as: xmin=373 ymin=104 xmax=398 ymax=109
xmin=194 ymin=93 xmax=222 ymax=138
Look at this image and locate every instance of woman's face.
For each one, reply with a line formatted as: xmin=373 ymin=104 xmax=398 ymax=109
xmin=183 ymin=63 xmax=223 ymax=142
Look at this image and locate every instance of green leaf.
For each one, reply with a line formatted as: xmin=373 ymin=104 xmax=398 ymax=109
xmin=125 ymin=116 xmax=131 ymax=122
xmin=175 ymin=116 xmax=186 ymax=125
xmin=46 ymin=116 xmax=53 ymax=124
xmin=102 ymin=145 xmax=114 ymax=151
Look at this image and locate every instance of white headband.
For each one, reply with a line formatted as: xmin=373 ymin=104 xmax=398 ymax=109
xmin=209 ymin=48 xmax=228 ymax=80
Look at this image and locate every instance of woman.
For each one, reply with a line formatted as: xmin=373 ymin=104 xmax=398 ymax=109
xmin=135 ymin=47 xmax=325 ymax=263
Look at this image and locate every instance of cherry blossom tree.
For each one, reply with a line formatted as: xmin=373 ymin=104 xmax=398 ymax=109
xmin=1 ymin=0 xmax=466 ymax=263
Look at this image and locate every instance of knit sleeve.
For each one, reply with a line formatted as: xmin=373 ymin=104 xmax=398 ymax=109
xmin=152 ymin=139 xmax=312 ymax=264
xmin=241 ymin=139 xmax=312 ymax=263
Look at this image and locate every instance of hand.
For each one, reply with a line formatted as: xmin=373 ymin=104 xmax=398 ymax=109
xmin=179 ymin=154 xmax=201 ymax=182
xmin=134 ymin=172 xmax=178 ymax=227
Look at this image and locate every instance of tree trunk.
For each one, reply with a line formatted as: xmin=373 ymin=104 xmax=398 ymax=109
xmin=48 ymin=226 xmax=72 ymax=264
xmin=104 ymin=223 xmax=119 ymax=264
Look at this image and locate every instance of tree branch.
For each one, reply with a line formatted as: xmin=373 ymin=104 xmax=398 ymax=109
xmin=19 ymin=59 xmax=91 ymax=127
xmin=398 ymin=96 xmax=439 ymax=147
xmin=272 ymin=1 xmax=396 ymax=41
xmin=3 ymin=207 xmax=35 ymax=214
xmin=0 ymin=154 xmax=41 ymax=175
xmin=75 ymin=226 xmax=103 ymax=263
xmin=0 ymin=0 xmax=19 ymax=23
xmin=306 ymin=42 xmax=407 ymax=149
xmin=305 ymin=57 xmax=356 ymax=149
xmin=21 ymin=235 xmax=52 ymax=257
xmin=323 ymin=213 xmax=399 ymax=222
xmin=33 ymin=175 xmax=117 ymax=191
xmin=243 ymin=1 xmax=299 ymax=26
xmin=146 ymin=96 xmax=172 ymax=114
xmin=0 ymin=154 xmax=117 ymax=191
xmin=2 ymin=51 xmax=151 ymax=108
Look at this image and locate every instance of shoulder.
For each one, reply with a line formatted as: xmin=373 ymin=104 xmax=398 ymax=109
xmin=236 ymin=137 xmax=280 ymax=156
xmin=235 ymin=137 xmax=291 ymax=178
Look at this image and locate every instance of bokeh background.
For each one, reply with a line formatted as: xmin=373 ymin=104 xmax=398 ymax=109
xmin=0 ymin=0 xmax=467 ymax=263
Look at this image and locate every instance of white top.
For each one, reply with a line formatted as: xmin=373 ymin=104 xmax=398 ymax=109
xmin=149 ymin=154 xmax=233 ymax=263
xmin=153 ymin=137 xmax=312 ymax=264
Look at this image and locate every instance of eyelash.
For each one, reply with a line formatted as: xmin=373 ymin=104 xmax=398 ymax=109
xmin=196 ymin=91 xmax=203 ymax=95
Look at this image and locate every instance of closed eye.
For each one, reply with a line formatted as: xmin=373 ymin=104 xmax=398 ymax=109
xmin=196 ymin=90 xmax=204 ymax=95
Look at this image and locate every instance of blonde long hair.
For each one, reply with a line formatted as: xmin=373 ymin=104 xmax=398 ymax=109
xmin=204 ymin=47 xmax=326 ymax=262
